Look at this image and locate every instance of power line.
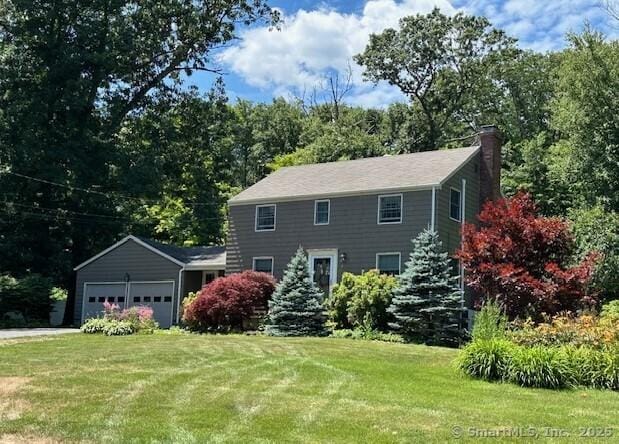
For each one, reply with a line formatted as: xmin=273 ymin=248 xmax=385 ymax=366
xmin=0 ymin=167 xmax=224 ymax=207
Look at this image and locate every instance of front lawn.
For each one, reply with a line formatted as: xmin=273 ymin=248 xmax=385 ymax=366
xmin=0 ymin=334 xmax=618 ymax=443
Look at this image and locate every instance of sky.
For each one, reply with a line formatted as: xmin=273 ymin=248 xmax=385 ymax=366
xmin=186 ymin=0 xmax=618 ymax=108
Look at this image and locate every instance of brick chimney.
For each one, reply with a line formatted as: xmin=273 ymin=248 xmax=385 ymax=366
xmin=477 ymin=125 xmax=502 ymax=205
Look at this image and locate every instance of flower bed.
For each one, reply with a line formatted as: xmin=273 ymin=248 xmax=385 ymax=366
xmin=81 ymin=302 xmax=159 ymax=336
xmin=457 ymin=302 xmax=619 ymax=390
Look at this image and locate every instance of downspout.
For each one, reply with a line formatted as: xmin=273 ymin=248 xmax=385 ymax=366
xmin=430 ymin=186 xmax=436 ymax=231
xmin=460 ymin=178 xmax=467 ymax=328
xmin=175 ymin=267 xmax=184 ymax=325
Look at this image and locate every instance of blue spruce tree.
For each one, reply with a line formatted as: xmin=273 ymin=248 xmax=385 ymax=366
xmin=265 ymin=247 xmax=328 ymax=336
xmin=388 ymin=229 xmax=464 ymax=346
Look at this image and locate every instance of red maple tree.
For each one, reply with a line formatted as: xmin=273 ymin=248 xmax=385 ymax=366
xmin=183 ymin=270 xmax=276 ymax=331
xmin=456 ymin=192 xmax=598 ymax=320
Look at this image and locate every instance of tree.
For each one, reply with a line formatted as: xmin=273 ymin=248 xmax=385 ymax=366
xmin=569 ymin=206 xmax=619 ymax=302
xmin=0 ymin=0 xmax=277 ymax=322
xmin=551 ymin=30 xmax=619 ymax=212
xmin=456 ymin=193 xmax=599 ymax=320
xmin=355 ymin=8 xmax=516 ymax=149
xmin=388 ymin=229 xmax=464 ymax=346
xmin=265 ymin=247 xmax=328 ymax=336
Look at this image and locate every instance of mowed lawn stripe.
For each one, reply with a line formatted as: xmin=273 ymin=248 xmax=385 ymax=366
xmin=0 ymin=334 xmax=618 ymax=443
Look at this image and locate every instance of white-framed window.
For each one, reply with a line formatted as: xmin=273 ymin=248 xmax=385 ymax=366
xmin=314 ymin=199 xmax=330 ymax=225
xmin=377 ymin=194 xmax=402 ymax=224
xmin=376 ymin=252 xmax=401 ymax=275
xmin=252 ymin=257 xmax=274 ymax=274
xmin=255 ymin=204 xmax=276 ymax=231
xmin=450 ymin=188 xmax=461 ymax=222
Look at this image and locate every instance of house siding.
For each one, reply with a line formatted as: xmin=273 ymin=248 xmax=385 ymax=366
xmin=74 ymin=239 xmax=182 ymax=325
xmin=226 ymin=190 xmax=433 ymax=280
xmin=436 ymin=152 xmax=481 ymax=254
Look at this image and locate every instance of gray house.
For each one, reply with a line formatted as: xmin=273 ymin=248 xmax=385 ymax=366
xmin=73 ymin=236 xmax=225 ymax=327
xmin=226 ymin=126 xmax=501 ymax=297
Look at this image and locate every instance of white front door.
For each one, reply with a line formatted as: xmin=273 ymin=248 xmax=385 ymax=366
xmin=307 ymin=249 xmax=338 ymax=296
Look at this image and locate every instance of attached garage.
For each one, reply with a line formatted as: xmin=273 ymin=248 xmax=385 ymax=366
xmin=74 ymin=236 xmax=225 ymax=328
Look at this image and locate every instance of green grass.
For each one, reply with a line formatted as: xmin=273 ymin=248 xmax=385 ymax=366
xmin=0 ymin=334 xmax=618 ymax=443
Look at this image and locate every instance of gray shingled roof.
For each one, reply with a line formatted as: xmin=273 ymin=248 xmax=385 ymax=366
xmin=229 ymin=146 xmax=480 ymax=205
xmin=136 ymin=237 xmax=226 ymax=267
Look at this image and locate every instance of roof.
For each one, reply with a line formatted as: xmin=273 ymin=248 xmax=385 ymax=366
xmin=229 ymin=145 xmax=480 ymax=205
xmin=74 ymin=235 xmax=226 ymax=271
xmin=136 ymin=237 xmax=226 ymax=268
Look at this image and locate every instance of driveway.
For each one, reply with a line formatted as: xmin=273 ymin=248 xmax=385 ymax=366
xmin=0 ymin=328 xmax=80 ymax=339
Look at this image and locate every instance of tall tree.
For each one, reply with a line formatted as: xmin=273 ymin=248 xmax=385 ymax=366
xmin=355 ymin=8 xmax=516 ymax=150
xmin=0 ymin=0 xmax=277 ymax=320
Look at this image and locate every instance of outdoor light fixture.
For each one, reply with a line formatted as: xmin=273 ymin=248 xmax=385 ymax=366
xmin=124 ymin=273 xmax=131 ymax=283
xmin=339 ymin=252 xmax=347 ymax=263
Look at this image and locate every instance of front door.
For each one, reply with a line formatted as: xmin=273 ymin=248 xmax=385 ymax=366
xmin=312 ymin=257 xmax=332 ymax=295
xmin=308 ymin=249 xmax=338 ymax=296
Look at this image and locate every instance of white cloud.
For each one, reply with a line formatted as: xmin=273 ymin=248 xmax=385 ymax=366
xmin=219 ymin=0 xmax=618 ymax=107
xmin=219 ymin=0 xmax=456 ymax=107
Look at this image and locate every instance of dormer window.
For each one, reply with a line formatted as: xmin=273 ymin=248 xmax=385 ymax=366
xmin=378 ymin=194 xmax=402 ymax=224
xmin=255 ymin=204 xmax=276 ymax=231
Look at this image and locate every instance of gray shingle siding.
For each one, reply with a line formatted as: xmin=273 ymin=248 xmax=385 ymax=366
xmin=227 ymin=189 xmax=433 ymax=280
xmin=74 ymin=239 xmax=182 ymax=325
xmin=227 ymin=152 xmax=481 ymax=284
xmin=436 ymin=152 xmax=481 ymax=254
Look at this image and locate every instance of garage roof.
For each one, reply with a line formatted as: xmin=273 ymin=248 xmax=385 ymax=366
xmin=74 ymin=235 xmax=226 ymax=271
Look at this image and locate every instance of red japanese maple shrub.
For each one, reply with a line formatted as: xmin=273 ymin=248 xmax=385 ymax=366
xmin=456 ymin=192 xmax=599 ymax=320
xmin=183 ymin=271 xmax=276 ymax=331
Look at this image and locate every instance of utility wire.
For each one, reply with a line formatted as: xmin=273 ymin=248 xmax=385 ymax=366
xmin=0 ymin=167 xmax=225 ymax=207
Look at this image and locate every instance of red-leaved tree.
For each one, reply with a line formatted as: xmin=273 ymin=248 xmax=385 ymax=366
xmin=183 ymin=271 xmax=276 ymax=331
xmin=456 ymin=192 xmax=599 ymax=320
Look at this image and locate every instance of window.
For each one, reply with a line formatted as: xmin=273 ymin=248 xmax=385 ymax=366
xmin=154 ymin=296 xmax=161 ymax=302
xmin=255 ymin=204 xmax=276 ymax=231
xmin=253 ymin=257 xmax=274 ymax=274
xmin=314 ymin=200 xmax=330 ymax=225
xmin=164 ymin=296 xmax=172 ymax=302
xmin=450 ymin=188 xmax=461 ymax=221
xmin=98 ymin=297 xmax=105 ymax=303
xmin=88 ymin=297 xmax=95 ymax=303
xmin=133 ymin=296 xmax=140 ymax=303
xmin=118 ymin=296 xmax=125 ymax=303
xmin=108 ymin=297 xmax=115 ymax=303
xmin=378 ymin=194 xmax=402 ymax=224
xmin=144 ymin=296 xmax=151 ymax=302
xmin=376 ymin=253 xmax=401 ymax=275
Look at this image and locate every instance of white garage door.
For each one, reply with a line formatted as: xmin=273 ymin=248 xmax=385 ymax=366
xmin=82 ymin=283 xmax=127 ymax=322
xmin=128 ymin=282 xmax=175 ymax=328
xmin=82 ymin=281 xmax=175 ymax=328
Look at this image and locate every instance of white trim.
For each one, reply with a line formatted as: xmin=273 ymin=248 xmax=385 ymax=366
xmin=176 ymin=268 xmax=184 ymax=324
xmin=183 ymin=264 xmax=225 ymax=271
xmin=313 ymin=199 xmax=330 ymax=225
xmin=375 ymin=252 xmax=402 ymax=275
xmin=461 ymin=179 xmax=467 ymax=226
xmin=252 ymin=256 xmax=274 ymax=275
xmin=449 ymin=187 xmax=462 ymax=222
xmin=254 ymin=204 xmax=276 ymax=232
xmin=229 ymin=184 xmax=436 ymax=206
xmin=307 ymin=249 xmax=338 ymax=295
xmin=430 ymin=186 xmax=436 ymax=231
xmin=460 ymin=178 xmax=467 ymax=293
xmin=377 ymin=193 xmax=403 ymax=225
xmin=74 ymin=235 xmax=185 ymax=271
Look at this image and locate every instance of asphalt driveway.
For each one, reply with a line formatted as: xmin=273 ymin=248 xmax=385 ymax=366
xmin=0 ymin=328 xmax=80 ymax=339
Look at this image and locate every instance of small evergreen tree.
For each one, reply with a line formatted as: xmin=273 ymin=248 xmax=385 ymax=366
xmin=265 ymin=247 xmax=328 ymax=336
xmin=388 ymin=229 xmax=464 ymax=346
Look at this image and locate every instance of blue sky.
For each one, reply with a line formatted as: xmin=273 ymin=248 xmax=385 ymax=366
xmin=187 ymin=0 xmax=618 ymax=107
